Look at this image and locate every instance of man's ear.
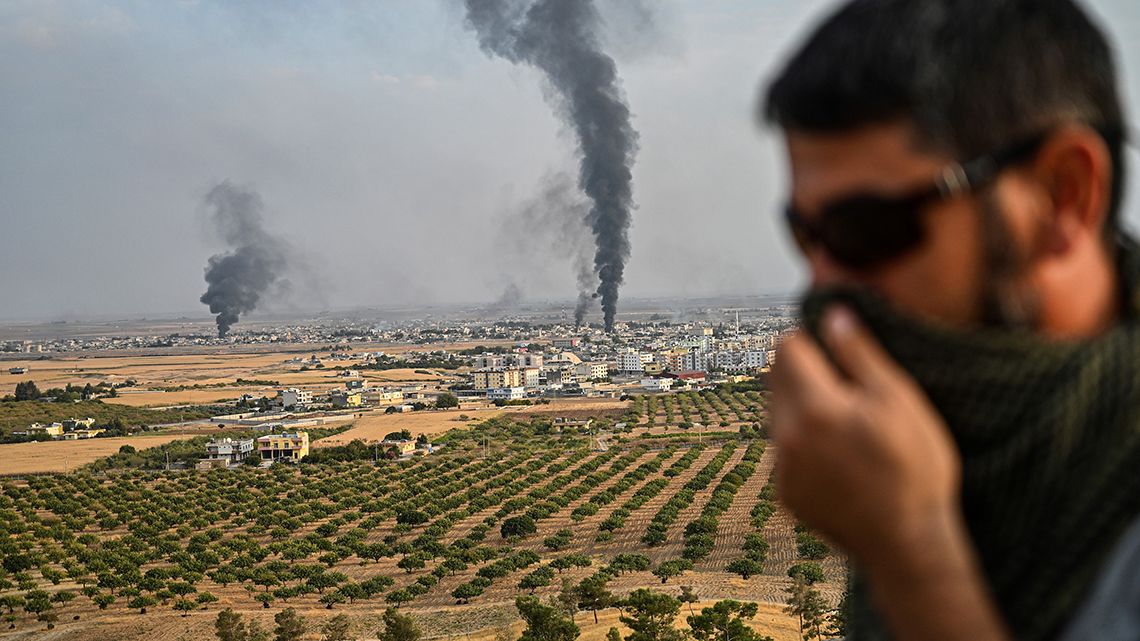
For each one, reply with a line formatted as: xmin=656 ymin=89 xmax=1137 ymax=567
xmin=1029 ymin=125 xmax=1113 ymax=256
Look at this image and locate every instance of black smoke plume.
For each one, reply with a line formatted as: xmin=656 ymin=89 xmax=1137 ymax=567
xmin=199 ymin=182 xmax=290 ymax=338
xmin=465 ymin=0 xmax=639 ymax=332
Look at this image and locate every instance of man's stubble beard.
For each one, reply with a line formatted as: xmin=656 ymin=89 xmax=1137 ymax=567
xmin=978 ymin=190 xmax=1043 ymax=329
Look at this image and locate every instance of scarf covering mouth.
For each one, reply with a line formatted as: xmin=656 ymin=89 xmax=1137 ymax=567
xmin=799 ymin=236 xmax=1140 ymax=641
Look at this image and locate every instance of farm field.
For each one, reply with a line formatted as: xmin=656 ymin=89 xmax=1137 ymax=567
xmin=0 ymin=395 xmax=843 ymax=640
xmin=313 ymin=398 xmax=632 ymax=448
xmin=0 ymin=434 xmax=210 ymax=476
xmin=0 ymin=346 xmax=474 ymax=401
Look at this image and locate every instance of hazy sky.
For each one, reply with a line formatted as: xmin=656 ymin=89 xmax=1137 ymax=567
xmin=2 ymin=0 xmax=1140 ymax=321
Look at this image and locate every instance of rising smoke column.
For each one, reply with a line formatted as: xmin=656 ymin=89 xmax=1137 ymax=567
xmin=199 ymin=182 xmax=290 ymax=338
xmin=465 ymin=0 xmax=639 ymax=332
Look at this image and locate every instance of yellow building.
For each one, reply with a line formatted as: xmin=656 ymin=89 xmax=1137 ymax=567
xmin=331 ymin=390 xmax=363 ymax=407
xmin=257 ymin=432 xmax=310 ymax=462
xmin=23 ymin=423 xmax=64 ymax=438
xmin=364 ymin=389 xmax=404 ymax=405
xmin=473 ymin=369 xmax=523 ymax=390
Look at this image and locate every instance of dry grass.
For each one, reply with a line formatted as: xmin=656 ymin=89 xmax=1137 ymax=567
xmin=314 ymin=398 xmax=633 ymax=448
xmin=0 ymin=433 xmax=200 ymax=475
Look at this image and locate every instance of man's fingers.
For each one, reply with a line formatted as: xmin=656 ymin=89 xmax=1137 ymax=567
xmin=772 ymin=332 xmax=842 ymax=400
xmin=771 ymin=332 xmax=846 ymax=444
xmin=821 ymin=305 xmax=904 ymax=391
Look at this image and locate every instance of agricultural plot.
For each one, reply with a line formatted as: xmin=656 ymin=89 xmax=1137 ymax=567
xmin=0 ymin=413 xmax=841 ymax=640
xmin=629 ymin=389 xmax=767 ymax=435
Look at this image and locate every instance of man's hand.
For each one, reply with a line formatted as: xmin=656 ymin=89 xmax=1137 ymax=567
xmin=772 ymin=306 xmax=1012 ymax=641
xmin=771 ymin=305 xmax=961 ymax=562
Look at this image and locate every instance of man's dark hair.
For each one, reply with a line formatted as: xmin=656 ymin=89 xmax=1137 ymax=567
xmin=764 ymin=0 xmax=1127 ymax=234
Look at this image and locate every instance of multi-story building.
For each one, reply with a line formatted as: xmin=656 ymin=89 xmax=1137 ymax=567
xmin=521 ymin=367 xmax=542 ymax=388
xmin=278 ymin=388 xmax=313 ymax=408
xmin=206 ymin=438 xmax=255 ymax=465
xmin=257 ymin=432 xmax=310 ymax=462
xmin=514 ymin=353 xmax=544 ymax=368
xmin=617 ymin=350 xmax=645 ymax=373
xmin=552 ymin=338 xmax=580 ymax=349
xmin=681 ymin=350 xmax=709 ymax=372
xmin=331 ymin=390 xmax=363 ymax=408
xmin=545 ymin=367 xmax=577 ymax=386
xmin=473 ymin=368 xmax=523 ymax=390
xmin=575 ymin=361 xmax=608 ymax=381
xmin=364 ymin=388 xmax=404 ymax=404
xmin=472 ymin=355 xmax=506 ymax=369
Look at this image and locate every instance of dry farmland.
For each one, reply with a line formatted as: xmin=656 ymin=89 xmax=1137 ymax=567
xmin=0 ymin=399 xmax=842 ymax=641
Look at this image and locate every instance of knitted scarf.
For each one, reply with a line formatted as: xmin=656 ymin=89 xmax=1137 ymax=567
xmin=800 ymin=238 xmax=1140 ymax=641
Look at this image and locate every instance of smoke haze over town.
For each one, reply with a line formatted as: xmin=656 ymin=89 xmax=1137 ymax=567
xmin=3 ymin=0 xmax=1140 ymax=322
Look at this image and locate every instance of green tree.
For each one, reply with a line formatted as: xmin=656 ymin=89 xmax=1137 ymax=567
xmin=620 ymin=589 xmax=686 ymax=641
xmin=678 ymin=586 xmax=698 ymax=617
xmin=215 ymin=608 xmax=246 ymax=641
xmin=23 ymin=590 xmax=52 ymax=617
xmin=652 ymin=559 xmax=692 ymax=584
xmin=726 ymin=557 xmax=764 ymax=580
xmin=377 ymin=607 xmax=421 ymax=641
xmin=500 ymin=515 xmax=538 ymax=539
xmin=274 ymin=608 xmax=307 ymax=641
xmin=786 ymin=563 xmax=825 ymax=585
xmin=575 ymin=576 xmax=613 ymax=624
xmin=174 ymin=598 xmax=199 ymax=615
xmin=784 ymin=579 xmax=827 ymax=640
xmin=14 ymin=380 xmax=41 ymax=401
xmin=434 ymin=393 xmax=459 ymax=409
xmin=516 ymin=595 xmax=579 ymax=641
xmin=827 ymin=582 xmax=851 ymax=638
xmin=795 ymin=533 xmax=829 ymax=560
xmin=606 ymin=628 xmax=621 ymax=641
xmin=321 ymin=614 xmax=353 ymax=641
xmin=687 ymin=600 xmax=773 ymax=641
xmin=0 ymin=594 xmax=25 ymax=614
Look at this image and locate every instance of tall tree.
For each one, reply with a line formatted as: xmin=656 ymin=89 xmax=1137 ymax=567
xmin=784 ymin=579 xmax=827 ymax=640
xmin=273 ymin=608 xmax=307 ymax=641
xmin=516 ymin=595 xmax=579 ymax=641
xmin=687 ymin=600 xmax=773 ymax=641
xmin=215 ymin=608 xmax=246 ymax=641
xmin=575 ymin=576 xmax=613 ymax=624
xmin=377 ymin=607 xmax=421 ymax=641
xmin=620 ymin=589 xmax=686 ymax=641
xmin=322 ymin=614 xmax=353 ymax=641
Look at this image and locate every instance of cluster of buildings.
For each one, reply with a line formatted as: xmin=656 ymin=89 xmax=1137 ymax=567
xmin=455 ymin=325 xmax=784 ymax=400
xmin=13 ymin=417 xmax=104 ymax=440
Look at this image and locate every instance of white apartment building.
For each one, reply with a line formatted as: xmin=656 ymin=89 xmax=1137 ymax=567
xmin=487 ymin=387 xmax=527 ymax=401
xmin=640 ymin=378 xmax=674 ymax=392
xmin=617 ymin=350 xmax=645 ymax=373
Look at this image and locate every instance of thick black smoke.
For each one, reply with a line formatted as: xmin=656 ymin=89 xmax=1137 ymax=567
xmin=199 ymin=182 xmax=290 ymax=338
xmin=465 ymin=0 xmax=639 ymax=332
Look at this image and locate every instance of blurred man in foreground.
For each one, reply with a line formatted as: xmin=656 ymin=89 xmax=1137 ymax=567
xmin=764 ymin=1 xmax=1140 ymax=639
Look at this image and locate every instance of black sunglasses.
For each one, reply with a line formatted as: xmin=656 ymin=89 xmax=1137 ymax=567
xmin=783 ymin=134 xmax=1049 ymax=270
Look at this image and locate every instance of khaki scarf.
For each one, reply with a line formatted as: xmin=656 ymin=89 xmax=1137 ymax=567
xmin=800 ymin=238 xmax=1140 ymax=641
